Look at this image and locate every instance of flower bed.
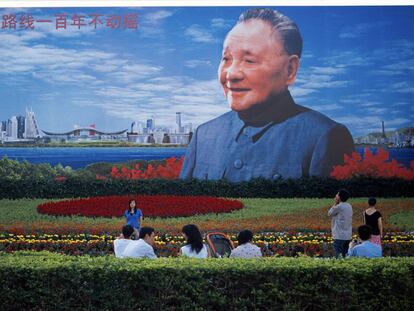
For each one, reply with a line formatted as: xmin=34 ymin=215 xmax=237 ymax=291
xmin=37 ymin=195 xmax=243 ymax=218
xmin=1 ymin=232 xmax=413 ymax=257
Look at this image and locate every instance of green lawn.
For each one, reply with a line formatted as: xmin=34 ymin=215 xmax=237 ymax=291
xmin=0 ymin=197 xmax=357 ymax=224
xmin=389 ymin=211 xmax=414 ymax=229
xmin=1 ymin=198 xmax=413 ymax=230
xmin=0 ymin=199 xmax=118 ymax=227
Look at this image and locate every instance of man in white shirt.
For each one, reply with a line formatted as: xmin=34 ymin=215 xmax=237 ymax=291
xmin=113 ymin=225 xmax=134 ymax=258
xmin=122 ymin=226 xmax=157 ymax=259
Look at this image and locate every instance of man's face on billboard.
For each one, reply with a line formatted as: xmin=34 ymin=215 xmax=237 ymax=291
xmin=218 ymin=19 xmax=298 ymax=112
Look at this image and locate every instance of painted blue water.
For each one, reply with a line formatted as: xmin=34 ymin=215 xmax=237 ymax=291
xmin=0 ymin=147 xmax=187 ymax=169
xmin=0 ymin=147 xmax=412 ymax=169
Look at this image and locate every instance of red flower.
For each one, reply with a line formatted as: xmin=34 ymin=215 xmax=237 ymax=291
xmin=37 ymin=195 xmax=244 ymax=218
xmin=108 ymin=157 xmax=183 ymax=180
xmin=331 ymin=148 xmax=414 ymax=180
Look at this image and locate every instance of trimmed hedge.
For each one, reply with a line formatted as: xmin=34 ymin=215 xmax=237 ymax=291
xmin=0 ymin=252 xmax=413 ymax=310
xmin=0 ymin=176 xmax=413 ymax=199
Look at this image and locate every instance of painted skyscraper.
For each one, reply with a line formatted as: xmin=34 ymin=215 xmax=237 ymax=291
xmin=24 ymin=108 xmax=41 ymax=138
xmin=176 ymin=112 xmax=183 ymax=134
xmin=7 ymin=116 xmax=18 ymax=139
xmin=16 ymin=115 xmax=25 ymax=139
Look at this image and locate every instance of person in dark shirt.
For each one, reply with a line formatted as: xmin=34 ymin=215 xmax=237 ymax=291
xmin=363 ymin=197 xmax=383 ymax=247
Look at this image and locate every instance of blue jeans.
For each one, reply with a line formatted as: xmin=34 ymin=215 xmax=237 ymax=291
xmin=333 ymin=239 xmax=351 ymax=258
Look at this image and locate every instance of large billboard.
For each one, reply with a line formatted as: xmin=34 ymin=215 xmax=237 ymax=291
xmin=0 ymin=6 xmax=413 ymax=181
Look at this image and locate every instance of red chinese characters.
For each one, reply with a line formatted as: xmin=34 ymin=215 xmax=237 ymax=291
xmin=1 ymin=13 xmax=138 ymax=31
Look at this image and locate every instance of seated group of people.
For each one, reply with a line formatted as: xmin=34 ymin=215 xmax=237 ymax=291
xmin=114 ymin=223 xmax=382 ymax=259
xmin=114 ymin=224 xmax=262 ymax=259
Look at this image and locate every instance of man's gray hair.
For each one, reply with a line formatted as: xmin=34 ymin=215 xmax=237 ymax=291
xmin=238 ymin=8 xmax=303 ymax=58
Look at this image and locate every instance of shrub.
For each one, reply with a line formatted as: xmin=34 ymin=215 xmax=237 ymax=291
xmin=1 ymin=155 xmax=414 ymax=199
xmin=0 ymin=156 xmax=69 ymax=181
xmin=0 ymin=252 xmax=413 ymax=310
xmin=0 ymin=176 xmax=413 ymax=199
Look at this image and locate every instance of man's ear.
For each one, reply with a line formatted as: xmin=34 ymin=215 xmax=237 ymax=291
xmin=287 ymin=55 xmax=300 ymax=85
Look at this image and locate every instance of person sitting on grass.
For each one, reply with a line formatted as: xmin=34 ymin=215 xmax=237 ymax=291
xmin=122 ymin=226 xmax=157 ymax=259
xmin=230 ymin=230 xmax=262 ymax=258
xmin=180 ymin=224 xmax=209 ymax=258
xmin=347 ymin=225 xmax=382 ymax=258
xmin=114 ymin=225 xmax=134 ymax=258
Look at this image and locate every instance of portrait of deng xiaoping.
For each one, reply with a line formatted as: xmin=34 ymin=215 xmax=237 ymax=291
xmin=180 ymin=8 xmax=355 ymax=182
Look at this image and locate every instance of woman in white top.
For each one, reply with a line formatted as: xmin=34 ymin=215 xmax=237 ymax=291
xmin=180 ymin=224 xmax=208 ymax=258
xmin=230 ymin=230 xmax=262 ymax=258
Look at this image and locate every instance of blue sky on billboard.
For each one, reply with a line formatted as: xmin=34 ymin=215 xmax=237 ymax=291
xmin=0 ymin=6 xmax=413 ymax=136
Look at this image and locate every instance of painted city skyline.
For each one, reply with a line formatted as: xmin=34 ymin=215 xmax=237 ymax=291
xmin=0 ymin=6 xmax=413 ymax=137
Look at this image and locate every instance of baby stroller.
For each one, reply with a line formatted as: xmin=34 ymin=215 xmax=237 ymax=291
xmin=205 ymin=232 xmax=234 ymax=258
